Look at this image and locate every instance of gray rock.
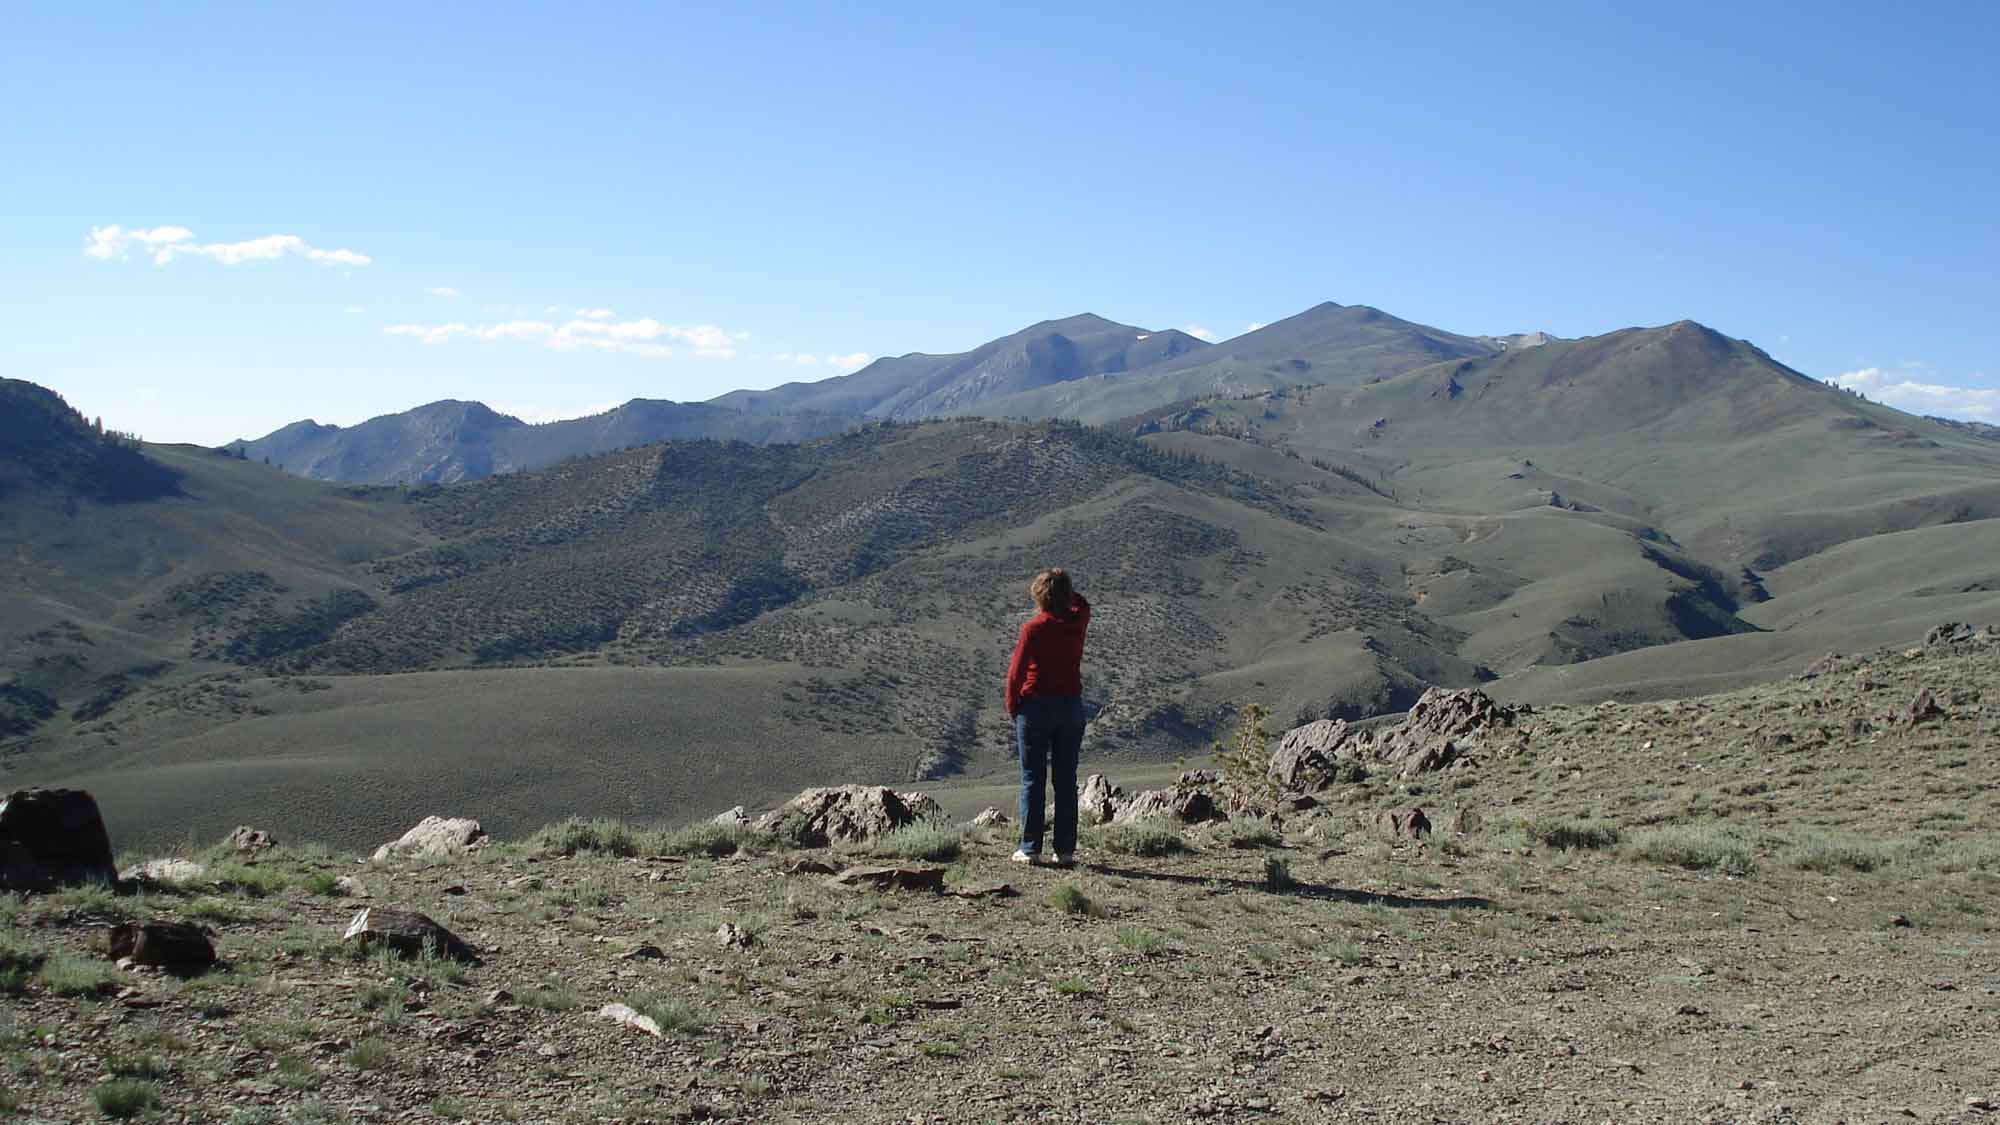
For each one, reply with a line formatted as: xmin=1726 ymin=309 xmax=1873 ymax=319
xmin=754 ymin=786 xmax=925 ymax=846
xmin=1115 ymin=787 xmax=1221 ymax=826
xmin=341 ymin=907 xmax=479 ymax=963
xmin=596 ymin=1002 xmax=663 ymax=1038
xmin=1269 ymin=719 xmax=1363 ymax=791
xmin=710 ymin=806 xmax=751 ymax=829
xmin=970 ymin=807 xmax=1010 ymax=828
xmin=0 ymin=787 xmax=118 ymax=892
xmin=371 ymin=816 xmax=489 ymax=862
xmin=119 ymin=858 xmax=207 ymax=884
xmin=1079 ymin=774 xmax=1125 ymax=824
xmin=897 ymin=791 xmax=947 ymax=823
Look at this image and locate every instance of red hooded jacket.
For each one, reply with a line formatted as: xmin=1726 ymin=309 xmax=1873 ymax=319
xmin=1004 ymin=593 xmax=1090 ymax=716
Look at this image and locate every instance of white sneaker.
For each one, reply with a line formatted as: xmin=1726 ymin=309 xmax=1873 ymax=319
xmin=1010 ymin=849 xmax=1037 ymax=864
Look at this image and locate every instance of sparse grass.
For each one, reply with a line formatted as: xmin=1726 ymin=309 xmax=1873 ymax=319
xmin=183 ymin=896 xmax=257 ymax=923
xmin=1215 ymin=816 xmax=1285 ymax=849
xmin=1328 ymin=938 xmax=1369 ymax=966
xmin=1517 ymin=815 xmax=1622 ymax=851
xmin=1786 ymin=831 xmax=1904 ymax=873
xmin=872 ymin=821 xmax=963 ymax=862
xmin=634 ymin=994 xmax=707 ymax=1036
xmin=207 ymin=862 xmax=291 ymax=897
xmin=518 ymin=983 xmax=583 ymax=1011
xmin=0 ymin=931 xmax=44 ymax=995
xmin=93 ymin=1078 xmax=161 ymax=1118
xmin=304 ymin=872 xmax=342 ymax=896
xmin=659 ymin=822 xmax=747 ymax=858
xmin=275 ymin=1053 xmax=323 ymax=1090
xmin=530 ymin=816 xmax=665 ymax=858
xmin=346 ymin=1037 xmax=395 ymax=1071
xmin=37 ymin=951 xmax=119 ymax=998
xmin=1624 ymin=824 xmax=1755 ymax=876
xmin=1081 ymin=821 xmax=1191 ymax=857
xmin=1113 ymin=926 xmax=1168 ymax=956
xmin=1050 ymin=976 xmax=1093 ymax=997
xmin=106 ymin=1052 xmax=172 ymax=1080
xmin=1047 ymin=882 xmax=1103 ymax=917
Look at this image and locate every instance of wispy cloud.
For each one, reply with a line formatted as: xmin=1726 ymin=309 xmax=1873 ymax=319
xmin=429 ymin=286 xmax=460 ymax=298
xmin=384 ymin=314 xmax=753 ymax=359
xmin=1245 ymin=322 xmax=1267 ymax=333
xmin=86 ymin=224 xmax=370 ymax=266
xmin=1183 ymin=325 xmax=1219 ymax=342
xmin=1832 ymin=366 xmax=2000 ymax=422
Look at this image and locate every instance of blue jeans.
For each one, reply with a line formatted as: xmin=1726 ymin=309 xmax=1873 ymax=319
xmin=1015 ymin=695 xmax=1084 ymax=856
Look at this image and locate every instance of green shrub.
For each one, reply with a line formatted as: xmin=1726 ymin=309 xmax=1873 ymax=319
xmin=660 ymin=823 xmax=745 ymax=858
xmin=1212 ymin=702 xmax=1275 ymax=797
xmin=873 ymin=822 xmax=963 ymax=862
xmin=346 ymin=1037 xmax=395 ymax=1071
xmin=634 ymin=994 xmax=707 ymax=1036
xmin=93 ymin=1078 xmax=160 ymax=1118
xmin=1216 ymin=817 xmax=1284 ymax=849
xmin=304 ymin=872 xmax=342 ymax=896
xmin=207 ymin=862 xmax=291 ymax=897
xmin=1262 ymin=856 xmax=1295 ymax=891
xmin=0 ymin=931 xmax=44 ymax=995
xmin=1786 ymin=832 xmax=1903 ymax=874
xmin=1081 ymin=821 xmax=1191 ymax=857
xmin=1624 ymin=824 xmax=1754 ymax=876
xmin=1113 ymin=926 xmax=1167 ymax=956
xmin=1519 ymin=816 xmax=1622 ymax=851
xmin=530 ymin=817 xmax=664 ymax=858
xmin=1047 ymin=882 xmax=1102 ymax=916
xmin=38 ymin=951 xmax=119 ymax=998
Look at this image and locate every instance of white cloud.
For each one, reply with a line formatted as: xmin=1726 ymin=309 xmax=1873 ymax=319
xmin=543 ymin=305 xmax=560 ymax=314
xmin=429 ymin=286 xmax=460 ymax=298
xmin=825 ymin=352 xmax=871 ymax=371
xmin=1245 ymin=322 xmax=1267 ymax=333
xmin=383 ymin=315 xmax=752 ymax=360
xmin=1832 ymin=366 xmax=2000 ymax=422
xmin=85 ymin=224 xmax=370 ymax=267
xmin=1183 ymin=325 xmax=1219 ymax=342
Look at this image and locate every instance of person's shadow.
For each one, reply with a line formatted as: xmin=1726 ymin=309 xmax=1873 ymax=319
xmin=1080 ymin=862 xmax=1493 ymax=910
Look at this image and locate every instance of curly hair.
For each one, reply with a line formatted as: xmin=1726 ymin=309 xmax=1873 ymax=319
xmin=1030 ymin=567 xmax=1073 ymax=613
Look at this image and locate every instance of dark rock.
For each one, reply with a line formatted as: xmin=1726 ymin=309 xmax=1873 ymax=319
xmin=341 ymin=907 xmax=479 ymax=963
xmin=783 ymin=858 xmax=839 ymax=877
xmin=0 ymin=787 xmax=118 ymax=892
xmin=224 ymin=826 xmax=278 ymax=853
xmin=1177 ymin=768 xmax=1219 ymax=786
xmin=824 ymin=865 xmax=947 ymax=893
xmin=1923 ymin=622 xmax=1975 ymax=648
xmin=109 ymin=920 xmax=216 ymax=973
xmin=1903 ymin=688 xmax=1944 ymax=726
xmin=1374 ymin=807 xmax=1431 ymax=839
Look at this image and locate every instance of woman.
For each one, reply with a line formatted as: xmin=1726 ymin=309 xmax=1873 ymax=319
xmin=1004 ymin=567 xmax=1090 ymax=866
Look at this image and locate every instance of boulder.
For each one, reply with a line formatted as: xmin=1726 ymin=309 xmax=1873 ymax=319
xmin=753 ymin=786 xmax=924 ymax=846
xmin=897 ymin=791 xmax=947 ymax=823
xmin=710 ymin=806 xmax=751 ymax=829
xmin=1374 ymin=807 xmax=1431 ymax=839
xmin=371 ymin=816 xmax=489 ymax=862
xmin=1079 ymin=774 xmax=1125 ymax=824
xmin=1904 ymin=687 xmax=1944 ymax=726
xmin=0 ymin=787 xmax=118 ymax=892
xmin=342 ymin=907 xmax=479 ymax=963
xmin=970 ymin=807 xmax=1010 ymax=828
xmin=109 ymin=920 xmax=216 ymax=973
xmin=224 ymin=826 xmax=278 ymax=853
xmin=1178 ymin=768 xmax=1219 ymax=786
xmin=596 ymin=1002 xmax=664 ymax=1038
xmin=119 ymin=858 xmax=207 ymax=885
xmin=1115 ymin=787 xmax=1222 ymax=826
xmin=1268 ymin=719 xmax=1361 ymax=791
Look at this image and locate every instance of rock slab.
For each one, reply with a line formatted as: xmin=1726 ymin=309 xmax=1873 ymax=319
xmin=0 ymin=787 xmax=118 ymax=892
xmin=755 ymin=786 xmax=927 ymax=846
xmin=342 ymin=907 xmax=479 ymax=963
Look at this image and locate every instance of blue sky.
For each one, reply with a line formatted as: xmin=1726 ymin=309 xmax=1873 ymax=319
xmin=5 ymin=2 xmax=1995 ymax=444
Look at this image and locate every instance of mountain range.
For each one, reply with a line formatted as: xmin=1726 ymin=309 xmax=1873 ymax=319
xmin=7 ymin=302 xmax=2000 ymax=851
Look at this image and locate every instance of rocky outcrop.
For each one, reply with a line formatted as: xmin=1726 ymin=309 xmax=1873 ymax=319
xmin=0 ymin=788 xmax=118 ymax=892
xmin=1374 ymin=806 xmax=1431 ymax=839
xmin=1270 ymin=688 xmax=1522 ymax=790
xmin=970 ymin=807 xmax=1010 ymax=828
xmin=371 ymin=817 xmax=489 ymax=863
xmin=225 ymin=826 xmax=278 ymax=853
xmin=342 ymin=907 xmax=479 ymax=963
xmin=896 ymin=791 xmax=947 ymax=823
xmin=755 ymin=786 xmax=926 ymax=846
xmin=110 ymin=921 xmax=216 ymax=973
xmin=711 ymin=806 xmax=751 ymax=829
xmin=1115 ymin=786 xmax=1222 ymax=826
xmin=1079 ymin=774 xmax=1125 ymax=824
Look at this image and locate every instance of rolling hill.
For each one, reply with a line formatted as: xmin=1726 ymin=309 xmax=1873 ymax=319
xmin=7 ymin=312 xmax=2000 ymax=851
